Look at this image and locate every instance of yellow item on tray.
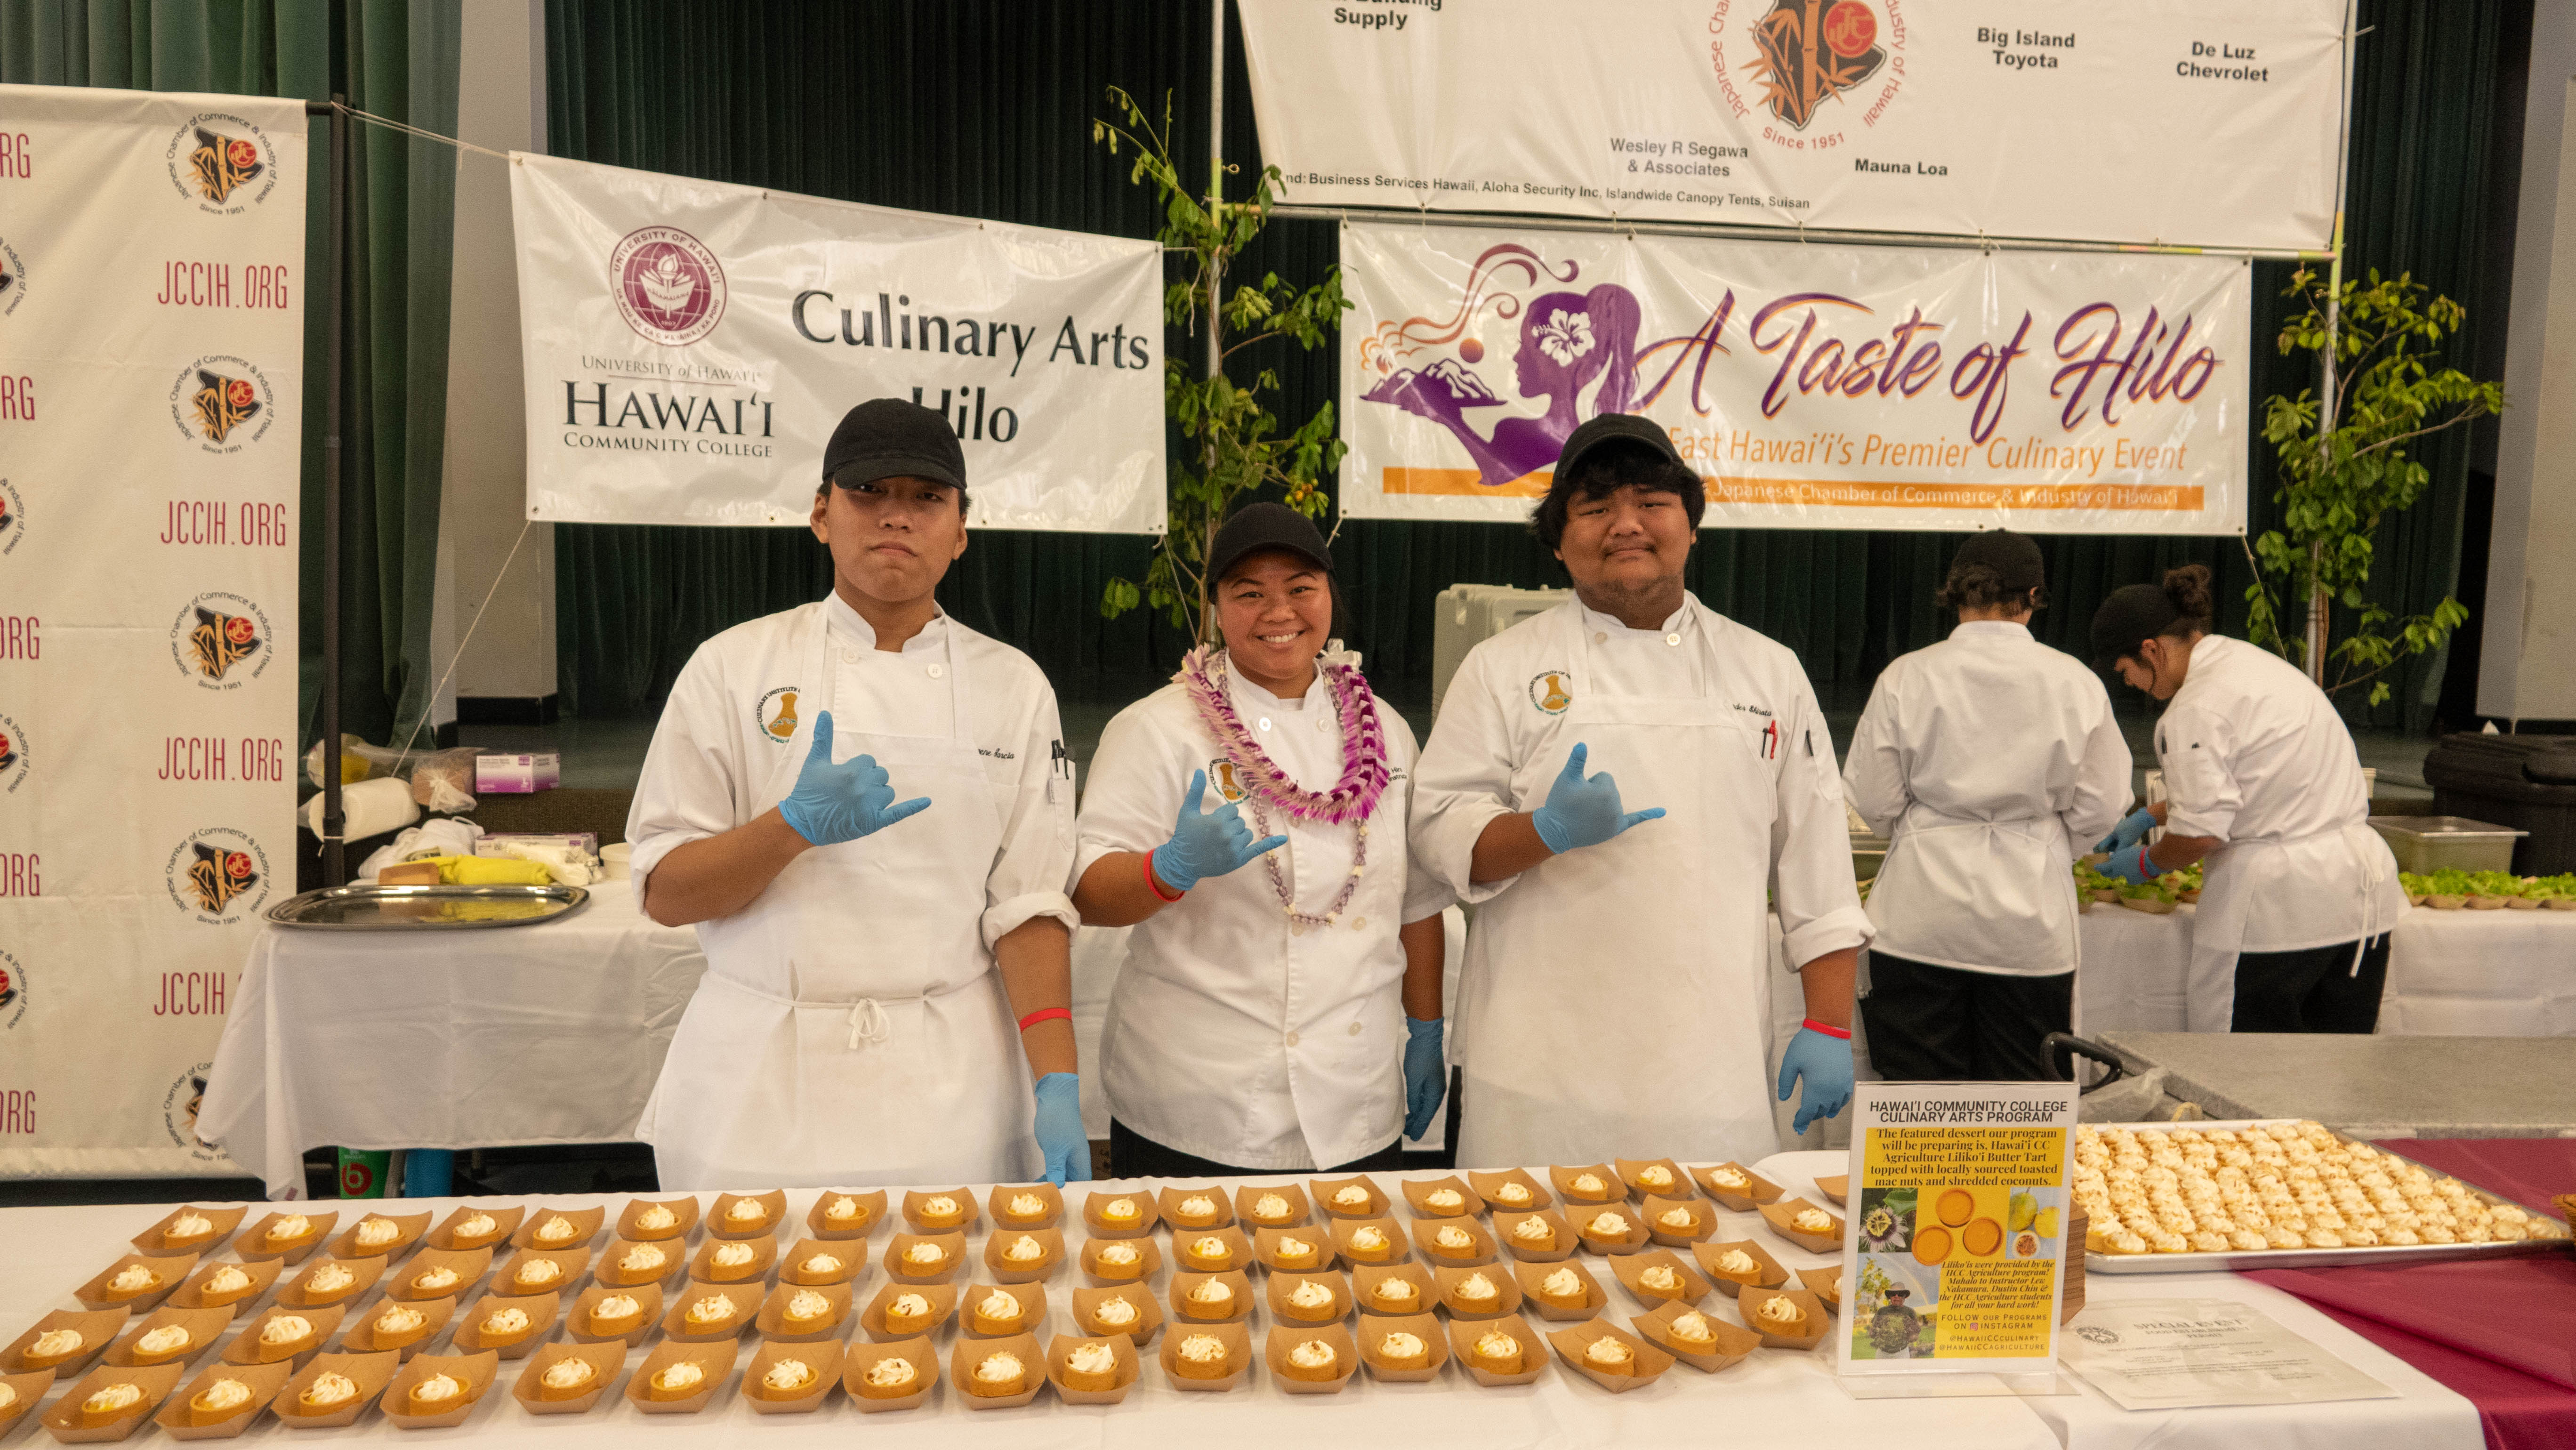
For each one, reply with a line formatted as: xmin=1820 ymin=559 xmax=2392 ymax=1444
xmin=410 ymin=855 xmax=555 ymax=886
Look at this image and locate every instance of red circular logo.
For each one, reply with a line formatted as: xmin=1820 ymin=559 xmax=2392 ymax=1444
xmin=226 ymin=138 xmax=259 ymax=170
xmin=611 ymin=227 xmax=727 ymax=347
xmin=225 ymin=851 xmax=255 ymax=881
xmin=225 ymin=379 xmax=257 ymax=411
xmin=225 ymin=616 xmax=257 ymax=645
xmin=0 ymin=736 xmax=13 ymax=756
xmin=1823 ymin=0 xmax=1877 ymax=56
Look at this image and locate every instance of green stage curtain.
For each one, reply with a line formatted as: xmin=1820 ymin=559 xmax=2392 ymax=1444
xmin=544 ymin=0 xmax=2517 ymax=729
xmin=1 ymin=0 xmax=460 ymax=749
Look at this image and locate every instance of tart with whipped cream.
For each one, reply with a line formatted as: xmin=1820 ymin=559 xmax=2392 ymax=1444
xmin=643 ymin=1359 xmax=707 ymax=1402
xmin=532 ymin=1355 xmax=597 ymax=1402
xmin=853 ymin=1353 xmax=920 ymax=1401
xmin=1277 ymin=1277 xmax=1339 ymax=1323
xmin=1170 ymin=1333 xmax=1230 ymax=1380
xmin=966 ymin=1349 xmax=1026 ymax=1398
xmin=1375 ymin=1330 xmax=1430 ymax=1370
xmin=186 ymin=1376 xmax=257 ymax=1424
xmin=968 ymin=1288 xmax=1024 ymax=1337
xmin=587 ymin=1293 xmax=645 ymax=1337
xmin=1279 ymin=1336 xmax=1341 ymax=1383
xmin=1467 ymin=1328 xmax=1522 ymax=1375
xmin=1060 ymin=1338 xmax=1122 ymax=1392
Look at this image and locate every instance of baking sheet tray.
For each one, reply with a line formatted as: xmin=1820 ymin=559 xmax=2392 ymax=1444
xmin=266 ymin=884 xmax=589 ymax=930
xmin=2084 ymin=1119 xmax=2572 ymax=1274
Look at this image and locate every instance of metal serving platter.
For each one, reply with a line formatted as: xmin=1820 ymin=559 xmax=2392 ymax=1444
xmin=2084 ymin=1119 xmax=2571 ymax=1274
xmin=266 ymin=883 xmax=589 ymax=930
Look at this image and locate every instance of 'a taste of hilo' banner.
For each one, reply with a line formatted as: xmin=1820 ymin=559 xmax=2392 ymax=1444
xmin=1238 ymin=0 xmax=2343 ymax=252
xmin=510 ymin=153 xmax=1166 ymax=532
xmin=1837 ymin=1083 xmax=2078 ymax=1378
xmin=1339 ymin=221 xmax=2249 ymax=533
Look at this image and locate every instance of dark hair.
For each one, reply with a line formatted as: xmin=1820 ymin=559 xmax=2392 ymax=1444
xmin=2160 ymin=563 xmax=2215 ymax=632
xmin=1529 ymin=439 xmax=1706 ymax=551
xmin=1934 ymin=564 xmax=2046 ymax=613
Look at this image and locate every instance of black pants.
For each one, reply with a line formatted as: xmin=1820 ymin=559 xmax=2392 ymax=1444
xmin=2231 ymin=934 xmax=2391 ymax=1033
xmin=1861 ymin=952 xmax=2072 ymax=1082
xmin=1108 ymin=1119 xmax=1402 ymax=1179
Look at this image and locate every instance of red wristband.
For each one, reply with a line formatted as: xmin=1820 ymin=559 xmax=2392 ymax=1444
xmin=1801 ymin=1018 xmax=1852 ymax=1040
xmin=1018 ymin=1007 xmax=1071 ymax=1032
xmin=1142 ymin=852 xmax=1186 ymax=902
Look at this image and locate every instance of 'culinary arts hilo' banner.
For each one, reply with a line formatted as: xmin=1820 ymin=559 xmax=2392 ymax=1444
xmin=511 ymin=153 xmax=1166 ymax=532
xmin=1341 ymin=221 xmax=2249 ymax=533
xmin=1240 ymin=0 xmax=2343 ymax=252
xmin=0 ymin=86 xmax=305 ymax=1176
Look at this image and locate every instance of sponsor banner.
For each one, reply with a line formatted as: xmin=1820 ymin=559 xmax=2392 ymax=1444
xmin=1240 ymin=0 xmax=2344 ymax=252
xmin=1341 ymin=221 xmax=2247 ymax=533
xmin=512 ymin=153 xmax=1167 ymax=532
xmin=0 ymin=85 xmax=304 ymax=1176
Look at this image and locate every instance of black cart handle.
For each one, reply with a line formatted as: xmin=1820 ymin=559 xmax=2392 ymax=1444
xmin=2044 ymin=1031 xmax=2128 ymax=1086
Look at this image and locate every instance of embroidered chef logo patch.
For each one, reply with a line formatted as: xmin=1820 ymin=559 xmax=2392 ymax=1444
xmin=1527 ymin=669 xmax=1573 ymax=715
xmin=755 ymin=685 xmax=801 ymax=742
xmin=1207 ymin=758 xmax=1249 ymax=804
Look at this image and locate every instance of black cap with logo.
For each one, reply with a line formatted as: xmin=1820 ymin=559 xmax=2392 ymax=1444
xmin=822 ymin=397 xmax=966 ymax=492
xmin=1552 ymin=411 xmax=1682 ymax=481
xmin=1205 ymin=502 xmax=1334 ymax=586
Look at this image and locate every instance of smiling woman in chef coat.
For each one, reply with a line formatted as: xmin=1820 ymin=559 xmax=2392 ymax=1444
xmin=2089 ymin=564 xmax=2406 ymax=1033
xmin=1410 ymin=414 xmax=1872 ymax=1167
xmin=1842 ymin=532 xmax=2131 ymax=1081
xmin=625 ymin=398 xmax=1088 ymax=1190
xmin=1071 ymin=504 xmax=1453 ymax=1177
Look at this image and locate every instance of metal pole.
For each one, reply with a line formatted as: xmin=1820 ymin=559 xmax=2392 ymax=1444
xmin=318 ymin=96 xmax=349 ymax=886
xmin=2307 ymin=0 xmax=2359 ymax=685
xmin=1200 ymin=0 xmax=1225 ymax=644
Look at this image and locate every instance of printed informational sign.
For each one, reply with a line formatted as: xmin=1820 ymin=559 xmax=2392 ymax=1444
xmin=511 ymin=153 xmax=1167 ymax=533
xmin=1837 ymin=1082 xmax=2078 ymax=1377
xmin=0 ymin=85 xmax=305 ymax=1177
xmin=1239 ymin=0 xmax=2345 ymax=252
xmin=2060 ymin=1298 xmax=2399 ymax=1410
xmin=1342 ymin=221 xmax=2249 ymax=533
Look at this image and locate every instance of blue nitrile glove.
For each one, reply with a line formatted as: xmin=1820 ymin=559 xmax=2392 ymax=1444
xmin=1778 ymin=1026 xmax=1855 ymax=1134
xmin=2099 ymin=841 xmax=2161 ymax=886
xmin=1530 ymin=741 xmax=1666 ymax=854
xmin=1034 ymin=1072 xmax=1091 ymax=1186
xmin=2094 ymin=807 xmax=2157 ymax=854
xmin=1401 ymin=1016 xmax=1447 ymax=1141
xmin=1148 ymin=769 xmax=1287 ymax=893
xmin=775 ymin=711 xmax=932 ymax=846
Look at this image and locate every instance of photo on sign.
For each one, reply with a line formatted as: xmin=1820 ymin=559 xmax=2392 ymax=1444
xmin=1850 ymin=1183 xmax=2063 ymax=1360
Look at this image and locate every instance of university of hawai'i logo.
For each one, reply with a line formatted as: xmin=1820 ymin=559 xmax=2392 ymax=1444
xmin=1528 ymin=670 xmax=1573 ymax=715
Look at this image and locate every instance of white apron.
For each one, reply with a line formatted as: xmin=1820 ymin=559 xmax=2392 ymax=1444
xmin=1867 ymin=806 xmax=2079 ymax=977
xmin=1455 ymin=604 xmax=1778 ymax=1167
xmin=637 ymin=611 xmax=1034 ymax=1189
xmin=2184 ymin=822 xmax=2394 ymax=1033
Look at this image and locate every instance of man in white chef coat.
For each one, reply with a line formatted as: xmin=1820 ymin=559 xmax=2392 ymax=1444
xmin=625 ymin=398 xmax=1088 ymax=1189
xmin=1410 ymin=414 xmax=1871 ymax=1167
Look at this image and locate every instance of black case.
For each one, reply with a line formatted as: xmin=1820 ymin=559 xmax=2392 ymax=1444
xmin=2421 ymin=733 xmax=2576 ymax=874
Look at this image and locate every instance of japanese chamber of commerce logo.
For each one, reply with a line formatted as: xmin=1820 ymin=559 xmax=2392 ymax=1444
xmin=0 ymin=950 xmax=24 ymax=1031
xmin=166 ymin=115 xmax=280 ymax=212
xmin=165 ymin=829 xmax=269 ymax=923
xmin=0 ymin=476 xmax=22 ymax=556
xmin=170 ymin=593 xmax=273 ymax=688
xmin=1726 ymin=0 xmax=1898 ymax=134
xmin=169 ymin=356 xmax=277 ymax=451
xmin=1529 ymin=670 xmax=1573 ymax=715
xmin=0 ymin=231 xmax=23 ymax=318
xmin=755 ymin=685 xmax=801 ymax=741
xmin=163 ymin=1063 xmax=226 ymax=1162
xmin=0 ymin=710 xmax=26 ymax=794
xmin=612 ymin=226 xmax=727 ymax=346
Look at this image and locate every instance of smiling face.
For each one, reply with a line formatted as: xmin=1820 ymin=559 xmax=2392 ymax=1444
xmin=1216 ymin=550 xmax=1333 ymax=697
xmin=810 ymin=474 xmax=966 ymax=612
xmin=1555 ymin=482 xmax=1693 ymax=626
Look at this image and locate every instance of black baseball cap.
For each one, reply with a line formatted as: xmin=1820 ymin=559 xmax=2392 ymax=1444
xmin=822 ymin=397 xmax=966 ymax=492
xmin=1950 ymin=530 xmax=2046 ymax=593
xmin=2091 ymin=583 xmax=2182 ymax=669
xmin=1206 ymin=502 xmax=1333 ymax=585
xmin=1553 ymin=411 xmax=1681 ymax=481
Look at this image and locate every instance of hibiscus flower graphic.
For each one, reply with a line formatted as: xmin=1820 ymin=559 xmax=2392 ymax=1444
xmin=1533 ymin=309 xmax=1594 ymax=366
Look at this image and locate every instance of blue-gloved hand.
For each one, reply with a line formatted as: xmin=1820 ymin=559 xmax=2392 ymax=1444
xmin=1033 ymin=1072 xmax=1091 ymax=1186
xmin=775 ymin=711 xmax=932 ymax=846
xmin=1530 ymin=742 xmax=1666 ymax=854
xmin=1401 ymin=1016 xmax=1447 ymax=1142
xmin=1148 ymin=769 xmax=1286 ymax=894
xmin=2098 ymin=841 xmax=2161 ymax=886
xmin=1778 ymin=1025 xmax=1855 ymax=1134
xmin=2094 ymin=806 xmax=2157 ymax=854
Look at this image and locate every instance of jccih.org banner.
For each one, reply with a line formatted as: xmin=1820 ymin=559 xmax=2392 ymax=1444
xmin=0 ymin=85 xmax=305 ymax=1176
xmin=1342 ymin=221 xmax=2248 ymax=533
xmin=512 ymin=153 xmax=1167 ymax=532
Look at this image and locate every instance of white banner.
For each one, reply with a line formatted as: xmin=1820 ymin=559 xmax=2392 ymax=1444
xmin=511 ymin=154 xmax=1167 ymax=532
xmin=1241 ymin=0 xmax=2344 ymax=252
xmin=1342 ymin=221 xmax=2248 ymax=533
xmin=0 ymin=85 xmax=306 ymax=1176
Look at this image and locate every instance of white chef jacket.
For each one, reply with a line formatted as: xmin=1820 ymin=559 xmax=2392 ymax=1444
xmin=2156 ymin=633 xmax=2405 ymax=952
xmin=1842 ymin=620 xmax=2131 ymax=975
xmin=628 ymin=595 xmax=1078 ymax=950
xmin=1074 ymin=658 xmax=1452 ymax=1170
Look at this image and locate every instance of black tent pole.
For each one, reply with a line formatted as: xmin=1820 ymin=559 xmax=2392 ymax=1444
xmin=310 ymin=95 xmax=348 ymax=887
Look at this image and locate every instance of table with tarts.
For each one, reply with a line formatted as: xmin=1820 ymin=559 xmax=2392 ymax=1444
xmin=0 ymin=1153 xmax=2502 ymax=1450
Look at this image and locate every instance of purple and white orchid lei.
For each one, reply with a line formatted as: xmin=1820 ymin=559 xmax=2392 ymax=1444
xmin=1177 ymin=645 xmax=1390 ymax=928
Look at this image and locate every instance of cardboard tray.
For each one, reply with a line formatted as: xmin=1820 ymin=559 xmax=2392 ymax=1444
xmin=379 ymin=1349 xmax=499 ymax=1429
xmin=1693 ymin=1161 xmax=1782 ymax=1210
xmin=948 ymin=1331 xmax=1044 ymax=1409
xmin=130 ymin=1206 xmax=246 ymax=1259
xmin=1171 ymin=1225 xmax=1254 ymax=1275
xmin=152 ymin=1360 xmax=293 ymax=1440
xmin=507 ymin=1341 xmax=623 ymax=1416
xmin=1400 ymin=1174 xmax=1484 ymax=1218
xmin=1355 ymin=1311 xmax=1450 ymax=1383
xmin=614 ymin=1195 xmax=698 ymax=1243
xmin=235 ymin=1212 xmax=337 ymax=1266
xmin=779 ymin=1237 xmax=863 ymax=1286
xmin=274 ymin=1256 xmax=382 ymax=1311
xmin=1252 ymin=1226 xmax=1335 ymax=1274
xmin=740 ymin=1337 xmax=841 ymax=1414
xmin=1814 ymin=1174 xmax=1849 ymax=1207
xmin=1617 ymin=1158 xmax=1694 ymax=1201
xmin=708 ymin=1190 xmax=788 ymax=1240
xmin=1643 ymin=1193 xmax=1716 ymax=1247
xmin=622 ymin=1338 xmax=738 ymax=1415
xmin=804 ymin=1188 xmax=886 ymax=1241
xmin=74 ymin=1253 xmax=198 ymax=1313
xmin=267 ymin=1348 xmax=399 ymax=1428
xmin=1798 ymin=1265 xmax=1844 ymax=1313
xmin=1414 ymin=1216 xmax=1499 ymax=1269
xmin=1234 ymin=1183 xmax=1312 ymax=1230
xmin=1693 ymin=1238 xmax=1790 ymax=1297
xmin=40 ymin=1359 xmax=185 ymax=1442
xmin=1159 ymin=1321 xmax=1251 ymax=1392
xmin=663 ymin=1280 xmax=757 ymax=1342
xmin=1758 ymin=1198 xmax=1846 ymax=1256
xmin=858 ymin=1282 xmax=958 ymax=1343
xmin=424 ymin=1204 xmax=521 ymax=1254
xmin=689 ymin=1231 xmax=776 ymax=1285
xmin=1446 ymin=1312 xmax=1546 ymax=1386
xmin=1633 ymin=1299 xmax=1762 ymax=1372
xmin=1434 ymin=1264 xmax=1524 ymax=1321
xmin=982 ymin=1226 xmax=1065 ymax=1284
xmin=841 ymin=1336 xmax=934 ymax=1413
xmin=327 ymin=1210 xmax=428 ymax=1262
xmin=1352 ymin=1262 xmax=1438 ymax=1319
xmin=885 ymin=1231 xmax=967 ymax=1285
xmin=1742 ymin=1287 xmax=1829 ymax=1349
xmin=1547 ymin=1317 xmax=1675 ymax=1393
xmin=1168 ymin=1270 xmax=1253 ymax=1325
xmin=1043 ymin=1332 xmax=1141 ymax=1405
xmin=511 ymin=1206 xmax=604 ymax=1253
xmin=1311 ymin=1174 xmax=1390 ymax=1220
xmin=493 ymin=1245 xmax=589 ymax=1299
xmin=1069 ymin=1286 xmax=1162 ymax=1347
xmin=101 ymin=1306 xmax=232 ymax=1369
xmin=218 ymin=1304 xmax=341 ymax=1368
xmin=1607 ymin=1248 xmax=1712 ymax=1306
xmin=0 ymin=1368 xmax=54 ymax=1435
xmin=449 ymin=1290 xmax=558 ymax=1359
xmin=901 ymin=1188 xmax=981 ymax=1236
xmin=1513 ymin=1259 xmax=1609 ymax=1321
xmin=1572 ymin=1206 xmax=1653 ymax=1256
xmin=1156 ymin=1185 xmax=1233 ymax=1232
xmin=337 ymin=1295 xmax=453 ymax=1361
xmin=991 ymin=1184 xmax=1067 ymax=1232
xmin=593 ymin=1235 xmax=687 ymax=1288
xmin=1327 ymin=1215 xmax=1410 ymax=1269
xmin=1080 ymin=1190 xmax=1159 ymax=1240
xmin=1550 ymin=1164 xmax=1626 ymax=1206
xmin=564 ymin=1282 xmax=660 ymax=1347
xmin=1264 ymin=1269 xmax=1353 ymax=1325
xmin=2 ymin=1308 xmax=129 ymax=1380
xmin=1493 ymin=1209 xmax=1577 ymax=1263
xmin=166 ymin=1259 xmax=280 ymax=1314
xmin=386 ymin=1246 xmax=489 ymax=1303
xmin=1078 ymin=1233 xmax=1162 ymax=1285
xmin=1468 ymin=1168 xmax=1553 ymax=1214
xmin=958 ymin=1281 xmax=1047 ymax=1340
xmin=1264 ymin=1320 xmax=1359 ymax=1394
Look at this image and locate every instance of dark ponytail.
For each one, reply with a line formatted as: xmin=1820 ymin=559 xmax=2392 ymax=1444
xmin=2160 ymin=564 xmax=2215 ymax=635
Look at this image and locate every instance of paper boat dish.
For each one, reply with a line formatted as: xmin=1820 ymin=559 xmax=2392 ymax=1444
xmin=1798 ymin=1265 xmax=1844 ymax=1313
xmin=662 ymin=1281 xmax=756 ymax=1342
xmin=1352 ymin=1262 xmax=1439 ymax=1319
xmin=990 ymin=1184 xmax=1066 ymax=1231
xmin=0 ymin=1368 xmax=54 ymax=1436
xmin=778 ymin=1237 xmax=864 ymax=1286
xmin=1608 ymin=1248 xmax=1712 ymax=1306
xmin=1078 ymin=1233 xmax=1163 ymax=1284
xmin=507 ymin=1342 xmax=623 ymax=1417
xmin=1616 ymin=1158 xmax=1693 ymax=1201
xmin=385 ymin=1246 xmax=490 ymax=1303
xmin=983 ymin=1226 xmax=1066 ymax=1283
xmin=379 ymin=1349 xmax=499 ymax=1429
xmin=512 ymin=1208 xmax=605 ymax=1257
xmin=1264 ymin=1321 xmax=1359 ymax=1394
xmin=166 ymin=1259 xmax=281 ymax=1314
xmin=492 ymin=1245 xmax=590 ymax=1299
xmin=1156 ymin=1185 xmax=1233 ymax=1232
xmin=1513 ymin=1258 xmax=1608 ymax=1321
xmin=425 ymin=1204 xmax=522 ymax=1254
xmin=1433 ymin=1264 xmax=1524 ymax=1321
xmin=804 ymin=1189 xmax=886 ymax=1241
xmin=1044 ymin=1332 xmax=1141 ymax=1404
xmin=707 ymin=1191 xmax=788 ymax=1241
xmin=948 ymin=1331 xmax=1044 ymax=1409
xmin=564 ymin=1282 xmax=661 ymax=1347
xmin=1413 ymin=1215 xmax=1499 ymax=1266
xmin=1445 ymin=1312 xmax=1546 ymax=1386
xmin=1327 ymin=1215 xmax=1410 ymax=1268
xmin=741 ymin=1338 xmax=841 ymax=1414
xmin=1633 ymin=1298 xmax=1762 ymax=1372
xmin=1467 ymin=1168 xmax=1553 ymax=1213
xmin=40 ymin=1359 xmax=184 ymax=1441
xmin=1310 ymin=1174 xmax=1390 ymax=1220
xmin=328 ymin=1211 xmax=429 ymax=1262
xmin=234 ymin=1212 xmax=337 ymax=1266
xmin=884 ymin=1231 xmax=966 ymax=1284
xmin=614 ymin=1195 xmax=699 ymax=1243
xmin=1 ymin=1308 xmax=129 ymax=1380
xmin=1757 ymin=1198 xmax=1846 ymax=1255
xmin=1158 ymin=1321 xmax=1250 ymax=1392
xmin=1168 ymin=1270 xmax=1253 ymax=1325
xmin=1070 ymin=1287 xmax=1163 ymax=1347
xmin=275 ymin=1256 xmax=383 ymax=1310
xmin=130 ymin=1207 xmax=247 ymax=1259
xmin=267 ymin=1348 xmax=399 ymax=1428
xmin=1080 ymin=1191 xmax=1160 ymax=1240
xmin=622 ymin=1339 xmax=738 ymax=1415
xmin=901 ymin=1189 xmax=982 ymax=1236
xmin=1171 ymin=1225 xmax=1254 ymax=1275
xmin=1739 ymin=1287 xmax=1829 ymax=1350
xmin=1399 ymin=1174 xmax=1485 ymax=1218
xmin=334 ymin=1295 xmax=453 ymax=1361
xmin=840 ymin=1337 xmax=933 ymax=1413
xmin=689 ymin=1232 xmax=776 ymax=1284
xmin=1233 ymin=1183 xmax=1312 ymax=1230
xmin=219 ymin=1304 xmax=343 ymax=1367
xmin=1571 ymin=1207 xmax=1652 ymax=1256
xmin=1642 ymin=1193 xmax=1716 ymax=1247
xmin=957 ymin=1281 xmax=1047 ymax=1340
xmin=1253 ymin=1226 xmax=1336 ymax=1274
xmin=1493 ymin=1209 xmax=1578 ymax=1263
xmin=450 ymin=1290 xmax=559 ymax=1359
xmin=102 ymin=1307 xmax=233 ymax=1370
xmin=1550 ymin=1165 xmax=1627 ymax=1206
xmin=1264 ymin=1270 xmax=1352 ymax=1325
xmin=1547 ymin=1317 xmax=1676 ymax=1392
xmin=75 ymin=1254 xmax=198 ymax=1314
xmin=1355 ymin=1310 xmax=1450 ymax=1383
xmin=151 ymin=1359 xmax=292 ymax=1439
xmin=1692 ymin=1162 xmax=1782 ymax=1210
xmin=1693 ymin=1238 xmax=1790 ymax=1296
xmin=593 ymin=1236 xmax=687 ymax=1288
xmin=857 ymin=1282 xmax=958 ymax=1343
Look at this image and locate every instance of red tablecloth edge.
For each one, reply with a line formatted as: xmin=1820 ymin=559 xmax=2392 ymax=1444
xmin=2246 ymin=1279 xmax=2576 ymax=1450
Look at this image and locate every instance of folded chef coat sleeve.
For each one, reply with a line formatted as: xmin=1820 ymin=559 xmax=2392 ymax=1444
xmin=1068 ymin=700 xmax=1185 ymax=890
xmin=2156 ymin=702 xmax=2240 ymax=842
xmin=625 ymin=641 xmax=742 ymax=893
xmin=1407 ymin=645 xmax=1525 ymax=907
xmin=981 ymin=680 xmax=1081 ymax=949
xmin=1771 ymin=677 xmax=1876 ymax=968
xmin=2062 ymin=681 xmax=2133 ymax=848
xmin=1838 ymin=669 xmax=1911 ymax=839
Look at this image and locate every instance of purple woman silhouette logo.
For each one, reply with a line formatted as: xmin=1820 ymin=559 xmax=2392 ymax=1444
xmin=1362 ymin=244 xmax=1641 ymax=491
xmin=610 ymin=226 xmax=727 ymax=347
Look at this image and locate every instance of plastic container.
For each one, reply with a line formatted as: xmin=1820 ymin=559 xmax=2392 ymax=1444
xmin=2367 ymin=816 xmax=2527 ymax=875
xmin=2423 ymin=733 xmax=2576 ymax=874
